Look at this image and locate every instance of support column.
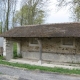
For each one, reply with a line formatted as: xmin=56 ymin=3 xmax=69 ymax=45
xmin=3 ymin=38 xmax=6 ymax=57
xmin=5 ymin=39 xmax=13 ymax=60
xmin=17 ymin=42 xmax=21 ymax=56
xmin=38 ymin=39 xmax=42 ymax=65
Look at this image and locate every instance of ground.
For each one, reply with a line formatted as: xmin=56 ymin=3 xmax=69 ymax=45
xmin=0 ymin=65 xmax=80 ymax=80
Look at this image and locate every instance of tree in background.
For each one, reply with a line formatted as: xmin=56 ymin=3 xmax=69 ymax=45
xmin=0 ymin=0 xmax=17 ymax=32
xmin=0 ymin=0 xmax=49 ymax=32
xmin=5 ymin=0 xmax=10 ymax=31
xmin=0 ymin=22 xmax=2 ymax=33
xmin=0 ymin=0 xmax=5 ymax=33
xmin=57 ymin=0 xmax=80 ymax=22
xmin=73 ymin=0 xmax=80 ymax=21
xmin=14 ymin=4 xmax=44 ymax=25
xmin=14 ymin=0 xmax=47 ymax=25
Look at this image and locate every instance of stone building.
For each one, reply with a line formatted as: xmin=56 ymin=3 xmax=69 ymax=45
xmin=1 ymin=22 xmax=80 ymax=64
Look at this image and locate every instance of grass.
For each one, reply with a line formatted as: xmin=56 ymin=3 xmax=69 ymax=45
xmin=0 ymin=60 xmax=80 ymax=75
xmin=0 ymin=56 xmax=4 ymax=60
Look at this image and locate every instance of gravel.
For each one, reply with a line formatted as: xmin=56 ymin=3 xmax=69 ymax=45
xmin=0 ymin=65 xmax=80 ymax=80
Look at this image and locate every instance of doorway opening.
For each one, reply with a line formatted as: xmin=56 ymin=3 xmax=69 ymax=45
xmin=13 ymin=43 xmax=17 ymax=59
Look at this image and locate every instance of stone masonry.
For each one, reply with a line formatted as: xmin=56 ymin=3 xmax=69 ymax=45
xmin=21 ymin=38 xmax=80 ymax=63
xmin=3 ymin=37 xmax=80 ymax=63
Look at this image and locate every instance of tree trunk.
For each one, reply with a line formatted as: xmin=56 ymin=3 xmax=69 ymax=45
xmin=5 ymin=0 xmax=10 ymax=31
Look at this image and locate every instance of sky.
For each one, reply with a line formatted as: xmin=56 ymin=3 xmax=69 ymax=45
xmin=17 ymin=0 xmax=73 ymax=24
xmin=45 ymin=0 xmax=73 ymax=23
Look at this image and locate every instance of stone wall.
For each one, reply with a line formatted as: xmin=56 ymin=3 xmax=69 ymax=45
xmin=21 ymin=38 xmax=80 ymax=63
xmin=42 ymin=53 xmax=80 ymax=63
xmin=6 ymin=39 xmax=13 ymax=60
xmin=0 ymin=47 xmax=3 ymax=56
xmin=42 ymin=38 xmax=76 ymax=54
xmin=3 ymin=38 xmax=22 ymax=60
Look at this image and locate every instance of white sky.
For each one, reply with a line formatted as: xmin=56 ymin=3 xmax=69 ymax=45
xmin=17 ymin=0 xmax=73 ymax=24
xmin=45 ymin=0 xmax=73 ymax=23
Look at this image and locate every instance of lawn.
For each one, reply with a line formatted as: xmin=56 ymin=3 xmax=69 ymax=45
xmin=0 ymin=59 xmax=80 ymax=75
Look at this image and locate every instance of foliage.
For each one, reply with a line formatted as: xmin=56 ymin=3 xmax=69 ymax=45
xmin=14 ymin=0 xmax=46 ymax=25
xmin=73 ymin=0 xmax=80 ymax=21
xmin=0 ymin=0 xmax=48 ymax=30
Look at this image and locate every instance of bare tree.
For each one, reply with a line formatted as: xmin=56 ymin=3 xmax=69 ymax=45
xmin=0 ymin=0 xmax=17 ymax=32
xmin=11 ymin=0 xmax=17 ymax=27
xmin=5 ymin=0 xmax=10 ymax=31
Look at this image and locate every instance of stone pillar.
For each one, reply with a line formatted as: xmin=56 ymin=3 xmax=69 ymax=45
xmin=17 ymin=42 xmax=21 ymax=56
xmin=3 ymin=38 xmax=6 ymax=57
xmin=38 ymin=39 xmax=42 ymax=65
xmin=6 ymin=39 xmax=13 ymax=60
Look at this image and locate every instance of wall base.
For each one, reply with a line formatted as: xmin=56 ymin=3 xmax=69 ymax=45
xmin=22 ymin=52 xmax=80 ymax=63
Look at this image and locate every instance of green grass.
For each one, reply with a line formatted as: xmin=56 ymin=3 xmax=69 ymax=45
xmin=0 ymin=60 xmax=80 ymax=75
xmin=0 ymin=56 xmax=6 ymax=60
xmin=0 ymin=56 xmax=4 ymax=60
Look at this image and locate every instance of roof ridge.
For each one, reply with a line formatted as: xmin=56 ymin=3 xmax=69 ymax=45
xmin=15 ymin=22 xmax=80 ymax=28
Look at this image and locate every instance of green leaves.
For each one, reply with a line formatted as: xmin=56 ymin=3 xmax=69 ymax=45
xmin=14 ymin=0 xmax=45 ymax=25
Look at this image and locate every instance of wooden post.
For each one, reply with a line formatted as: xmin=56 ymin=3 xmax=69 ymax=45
xmin=38 ymin=39 xmax=42 ymax=65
